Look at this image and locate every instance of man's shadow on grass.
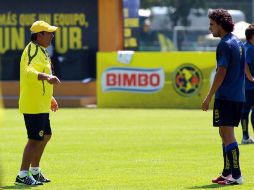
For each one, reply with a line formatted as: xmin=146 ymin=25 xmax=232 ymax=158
xmin=0 ymin=185 xmax=34 ymax=189
xmin=187 ymin=183 xmax=227 ymax=189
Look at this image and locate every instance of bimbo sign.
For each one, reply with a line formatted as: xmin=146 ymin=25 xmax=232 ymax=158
xmin=102 ymin=67 xmax=164 ymax=93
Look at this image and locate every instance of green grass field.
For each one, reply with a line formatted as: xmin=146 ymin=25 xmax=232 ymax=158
xmin=0 ymin=108 xmax=254 ymax=190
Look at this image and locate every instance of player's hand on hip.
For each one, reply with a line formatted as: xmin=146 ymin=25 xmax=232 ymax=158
xmin=47 ymin=75 xmax=61 ymax=84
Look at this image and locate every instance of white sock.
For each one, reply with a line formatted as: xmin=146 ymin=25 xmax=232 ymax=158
xmin=19 ymin=170 xmax=29 ymax=178
xmin=30 ymin=167 xmax=40 ymax=175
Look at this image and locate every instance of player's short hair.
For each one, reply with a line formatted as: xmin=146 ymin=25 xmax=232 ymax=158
xmin=208 ymin=9 xmax=234 ymax=32
xmin=245 ymin=24 xmax=254 ymax=41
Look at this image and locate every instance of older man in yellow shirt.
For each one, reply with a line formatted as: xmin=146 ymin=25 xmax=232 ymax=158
xmin=16 ymin=21 xmax=60 ymax=186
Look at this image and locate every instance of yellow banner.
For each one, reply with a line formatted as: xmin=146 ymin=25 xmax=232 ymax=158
xmin=97 ymin=52 xmax=216 ymax=108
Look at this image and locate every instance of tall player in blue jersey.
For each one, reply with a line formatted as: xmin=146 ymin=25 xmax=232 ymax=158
xmin=202 ymin=9 xmax=244 ymax=185
xmin=240 ymin=24 xmax=254 ymax=144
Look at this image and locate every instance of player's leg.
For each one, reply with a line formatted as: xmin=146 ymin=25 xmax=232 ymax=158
xmin=30 ymin=135 xmax=51 ymax=183
xmin=217 ymin=101 xmax=243 ymax=185
xmin=31 ymin=134 xmax=51 ymax=167
xmin=218 ymin=127 xmax=242 ymax=185
xmin=251 ymin=107 xmax=254 ymax=132
xmin=241 ymin=89 xmax=254 ymax=144
xmin=212 ymin=99 xmax=232 ymax=183
xmin=20 ymin=139 xmax=42 ymax=171
xmin=15 ymin=139 xmax=43 ymax=186
xmin=241 ymin=103 xmax=251 ymax=141
xmin=220 ymin=128 xmax=231 ymax=177
xmin=31 ymin=113 xmax=51 ymax=183
xmin=212 ymin=128 xmax=231 ymax=183
xmin=15 ymin=114 xmax=44 ymax=186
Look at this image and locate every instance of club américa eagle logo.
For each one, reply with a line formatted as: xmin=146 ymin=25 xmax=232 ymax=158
xmin=172 ymin=64 xmax=203 ymax=97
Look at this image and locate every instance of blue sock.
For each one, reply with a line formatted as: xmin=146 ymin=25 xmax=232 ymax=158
xmin=222 ymin=144 xmax=231 ymax=176
xmin=225 ymin=142 xmax=241 ymax=179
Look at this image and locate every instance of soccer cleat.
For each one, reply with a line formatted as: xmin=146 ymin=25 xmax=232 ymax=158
xmin=15 ymin=175 xmax=43 ymax=185
xmin=218 ymin=176 xmax=243 ymax=185
xmin=32 ymin=171 xmax=51 ymax=183
xmin=241 ymin=137 xmax=254 ymax=144
xmin=212 ymin=174 xmax=231 ymax=183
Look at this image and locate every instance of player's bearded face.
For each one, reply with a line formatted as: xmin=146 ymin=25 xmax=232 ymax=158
xmin=209 ymin=19 xmax=220 ymax=37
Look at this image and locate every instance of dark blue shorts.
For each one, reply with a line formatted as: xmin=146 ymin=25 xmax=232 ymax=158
xmin=23 ymin=113 xmax=52 ymax=141
xmin=213 ymin=99 xmax=243 ymax=127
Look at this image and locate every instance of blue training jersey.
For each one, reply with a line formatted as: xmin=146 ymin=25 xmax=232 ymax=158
xmin=215 ymin=33 xmax=245 ymax=102
xmin=244 ymin=41 xmax=254 ymax=90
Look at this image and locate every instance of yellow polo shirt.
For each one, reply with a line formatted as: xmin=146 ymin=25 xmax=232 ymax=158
xmin=19 ymin=42 xmax=53 ymax=113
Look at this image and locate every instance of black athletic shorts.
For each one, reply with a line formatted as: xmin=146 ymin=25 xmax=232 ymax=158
xmin=23 ymin=113 xmax=52 ymax=141
xmin=213 ymin=99 xmax=243 ymax=127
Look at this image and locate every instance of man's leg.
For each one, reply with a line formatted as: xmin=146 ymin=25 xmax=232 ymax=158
xmin=220 ymin=126 xmax=236 ymax=146
xmin=16 ymin=113 xmax=47 ymax=186
xmin=241 ymin=104 xmax=251 ymax=140
xmin=30 ymin=114 xmax=52 ymax=183
xmin=20 ymin=139 xmax=42 ymax=171
xmin=16 ymin=139 xmax=43 ymax=185
xmin=212 ymin=100 xmax=233 ymax=183
xmin=30 ymin=134 xmax=51 ymax=183
xmin=219 ymin=128 xmax=231 ymax=176
xmin=251 ymin=108 xmax=254 ymax=132
xmin=219 ymin=126 xmax=242 ymax=184
xmin=31 ymin=135 xmax=51 ymax=167
xmin=212 ymin=128 xmax=231 ymax=183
